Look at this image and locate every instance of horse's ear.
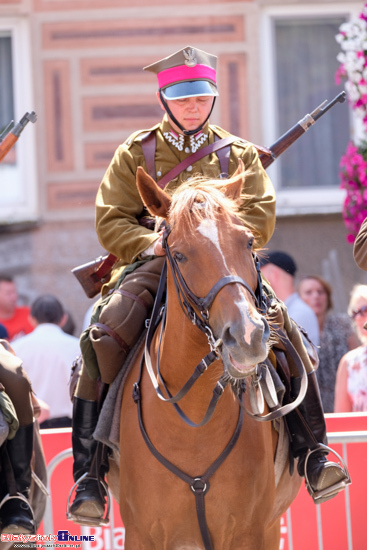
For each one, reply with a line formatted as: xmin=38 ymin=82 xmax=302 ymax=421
xmin=223 ymin=159 xmax=246 ymax=200
xmin=136 ymin=166 xmax=172 ymax=219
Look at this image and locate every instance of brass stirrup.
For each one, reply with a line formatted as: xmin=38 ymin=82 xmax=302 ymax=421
xmin=304 ymin=444 xmax=352 ymax=505
xmin=66 ymin=472 xmax=111 ymax=526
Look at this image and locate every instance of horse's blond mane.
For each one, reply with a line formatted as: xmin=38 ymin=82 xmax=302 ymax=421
xmin=167 ymin=174 xmax=245 ymax=231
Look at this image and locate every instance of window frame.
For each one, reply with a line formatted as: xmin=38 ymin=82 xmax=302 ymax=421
xmin=0 ymin=17 xmax=38 ymax=225
xmin=260 ymin=2 xmax=362 ymax=216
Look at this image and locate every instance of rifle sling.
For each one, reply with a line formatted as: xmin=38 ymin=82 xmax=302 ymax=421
xmin=94 ymin=254 xmax=118 ymax=280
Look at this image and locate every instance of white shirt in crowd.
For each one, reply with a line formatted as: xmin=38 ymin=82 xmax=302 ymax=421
xmin=285 ymin=292 xmax=320 ymax=347
xmin=12 ymin=323 xmax=80 ymax=420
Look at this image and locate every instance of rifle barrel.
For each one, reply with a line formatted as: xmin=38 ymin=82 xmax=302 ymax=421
xmin=260 ymin=91 xmax=347 ymax=169
xmin=0 ymin=111 xmax=37 ymax=162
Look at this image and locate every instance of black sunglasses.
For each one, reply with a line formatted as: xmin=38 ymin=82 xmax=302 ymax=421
xmin=351 ymin=304 xmax=367 ymax=319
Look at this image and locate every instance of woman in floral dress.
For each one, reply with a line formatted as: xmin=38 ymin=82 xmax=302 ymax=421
xmin=335 ymin=284 xmax=367 ymax=412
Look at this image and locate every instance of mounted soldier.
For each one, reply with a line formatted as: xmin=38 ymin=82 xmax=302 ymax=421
xmin=69 ymin=45 xmax=349 ymax=525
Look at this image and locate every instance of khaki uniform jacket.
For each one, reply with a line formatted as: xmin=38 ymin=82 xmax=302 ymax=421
xmin=96 ymin=116 xmax=276 ymax=284
xmin=354 ymin=216 xmax=367 ymax=270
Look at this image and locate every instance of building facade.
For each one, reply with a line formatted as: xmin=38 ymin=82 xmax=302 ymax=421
xmin=0 ymin=0 xmax=365 ymax=333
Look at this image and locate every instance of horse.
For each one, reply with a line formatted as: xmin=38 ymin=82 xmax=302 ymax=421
xmin=111 ymin=161 xmax=303 ymax=550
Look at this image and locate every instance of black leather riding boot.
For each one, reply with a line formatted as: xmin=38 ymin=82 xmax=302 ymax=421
xmin=286 ymin=371 xmax=350 ymax=504
xmin=70 ymin=397 xmax=107 ymax=522
xmin=0 ymin=423 xmax=35 ymax=534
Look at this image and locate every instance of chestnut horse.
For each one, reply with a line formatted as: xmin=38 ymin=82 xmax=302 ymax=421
xmin=115 ymin=162 xmax=302 ymax=550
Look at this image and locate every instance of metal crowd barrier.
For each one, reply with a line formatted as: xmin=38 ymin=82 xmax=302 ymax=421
xmin=43 ymin=431 xmax=367 ymax=550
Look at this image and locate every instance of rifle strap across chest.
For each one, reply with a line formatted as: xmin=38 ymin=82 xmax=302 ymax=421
xmin=141 ymin=130 xmax=237 ymax=188
xmin=95 ymin=132 xmax=238 ymax=284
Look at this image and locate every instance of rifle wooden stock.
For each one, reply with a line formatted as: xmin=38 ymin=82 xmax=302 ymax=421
xmin=259 ymin=91 xmax=346 ymax=169
xmin=72 ymin=254 xmax=118 ymax=298
xmin=0 ymin=111 xmax=37 ymax=162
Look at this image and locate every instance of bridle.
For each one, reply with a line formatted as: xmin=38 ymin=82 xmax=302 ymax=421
xmin=139 ymin=223 xmax=268 ymax=427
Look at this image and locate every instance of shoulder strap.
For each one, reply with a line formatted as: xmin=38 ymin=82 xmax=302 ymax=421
xmin=141 ymin=130 xmax=238 ymax=189
xmin=141 ymin=131 xmax=157 ymax=179
xmin=156 ymin=135 xmax=239 ymax=190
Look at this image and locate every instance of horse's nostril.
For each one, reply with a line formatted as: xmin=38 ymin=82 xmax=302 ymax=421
xmin=222 ymin=325 xmax=237 ymax=347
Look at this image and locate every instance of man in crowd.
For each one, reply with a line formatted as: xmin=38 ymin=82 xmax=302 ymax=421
xmin=260 ymin=250 xmax=320 ymax=346
xmin=0 ymin=277 xmax=33 ymax=342
xmin=12 ymin=294 xmax=80 ymax=429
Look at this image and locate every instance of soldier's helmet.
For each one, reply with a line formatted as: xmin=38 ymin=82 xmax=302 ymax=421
xmin=144 ymin=46 xmax=218 ymax=100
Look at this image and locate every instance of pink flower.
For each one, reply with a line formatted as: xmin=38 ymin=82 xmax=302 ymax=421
xmin=335 ymin=65 xmax=346 ymax=85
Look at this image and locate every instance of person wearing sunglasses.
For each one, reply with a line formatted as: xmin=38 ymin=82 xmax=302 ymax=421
xmin=335 ymin=284 xmax=367 ymax=412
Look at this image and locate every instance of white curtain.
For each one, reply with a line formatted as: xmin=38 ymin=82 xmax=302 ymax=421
xmin=274 ymin=17 xmax=349 ymax=189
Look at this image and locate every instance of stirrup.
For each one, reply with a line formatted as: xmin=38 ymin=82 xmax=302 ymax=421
xmin=304 ymin=444 xmax=352 ymax=505
xmin=0 ymin=492 xmax=36 ymax=534
xmin=66 ymin=472 xmax=111 ymax=526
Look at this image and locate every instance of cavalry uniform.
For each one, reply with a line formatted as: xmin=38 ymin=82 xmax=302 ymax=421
xmin=96 ymin=118 xmax=275 ymax=278
xmin=0 ymin=340 xmax=35 ymax=534
xmin=70 ymin=45 xmax=349 ymax=525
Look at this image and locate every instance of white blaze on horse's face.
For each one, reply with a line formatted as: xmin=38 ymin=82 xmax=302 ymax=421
xmin=197 ymin=217 xmax=269 ymax=377
xmin=197 ymin=218 xmax=230 ymax=271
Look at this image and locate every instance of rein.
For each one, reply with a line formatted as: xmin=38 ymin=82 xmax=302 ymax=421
xmin=143 ymin=261 xmax=229 ymax=427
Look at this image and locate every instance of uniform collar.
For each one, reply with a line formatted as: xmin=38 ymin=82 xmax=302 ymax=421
xmin=161 ymin=116 xmax=209 ymax=154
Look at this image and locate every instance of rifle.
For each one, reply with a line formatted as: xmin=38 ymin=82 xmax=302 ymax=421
xmin=0 ymin=111 xmax=37 ymax=162
xmin=72 ymin=91 xmax=347 ymax=298
xmin=259 ymin=91 xmax=346 ymax=168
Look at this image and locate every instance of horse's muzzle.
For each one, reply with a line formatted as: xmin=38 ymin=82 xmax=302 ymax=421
xmin=221 ymin=316 xmax=270 ymax=379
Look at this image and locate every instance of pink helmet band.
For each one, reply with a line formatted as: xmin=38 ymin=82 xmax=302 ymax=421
xmin=157 ymin=64 xmax=216 ymax=90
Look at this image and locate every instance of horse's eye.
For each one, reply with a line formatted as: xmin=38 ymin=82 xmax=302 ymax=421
xmin=174 ymin=252 xmax=185 ymax=263
xmin=247 ymin=238 xmax=254 ymax=250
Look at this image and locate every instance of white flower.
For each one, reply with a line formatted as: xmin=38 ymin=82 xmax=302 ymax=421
xmin=346 ymin=81 xmax=360 ymax=102
xmin=336 ymin=5 xmax=367 ymax=120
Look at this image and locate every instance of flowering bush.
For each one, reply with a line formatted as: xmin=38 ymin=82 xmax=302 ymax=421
xmin=336 ymin=3 xmax=367 ymax=242
xmin=339 ymin=141 xmax=367 ymax=242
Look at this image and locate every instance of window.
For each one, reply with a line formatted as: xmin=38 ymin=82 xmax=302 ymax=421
xmin=0 ymin=18 xmax=38 ymax=224
xmin=261 ymin=4 xmax=361 ymax=215
xmin=0 ymin=35 xmax=14 ymax=133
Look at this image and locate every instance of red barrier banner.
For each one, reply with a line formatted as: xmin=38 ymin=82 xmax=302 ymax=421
xmin=38 ymin=413 xmax=367 ymax=549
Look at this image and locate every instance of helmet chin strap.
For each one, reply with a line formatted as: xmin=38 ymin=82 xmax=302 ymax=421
xmin=159 ymin=91 xmax=216 ymax=136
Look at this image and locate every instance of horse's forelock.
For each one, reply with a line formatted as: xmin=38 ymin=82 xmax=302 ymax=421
xmin=168 ymin=178 xmax=240 ymax=231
